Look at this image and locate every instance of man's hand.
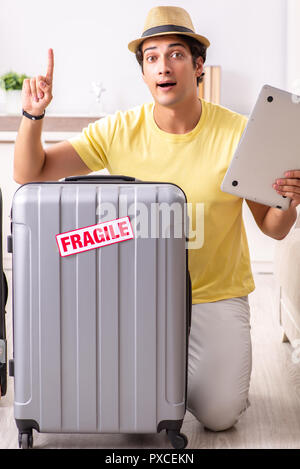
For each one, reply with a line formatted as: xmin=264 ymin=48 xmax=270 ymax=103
xmin=247 ymin=169 xmax=300 ymax=239
xmin=22 ymin=48 xmax=54 ymax=116
xmin=273 ymin=170 xmax=300 ymax=209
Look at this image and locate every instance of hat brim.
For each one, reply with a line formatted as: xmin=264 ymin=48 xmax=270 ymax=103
xmin=128 ymin=31 xmax=210 ymax=53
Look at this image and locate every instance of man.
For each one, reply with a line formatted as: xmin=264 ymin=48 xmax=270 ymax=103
xmin=14 ymin=6 xmax=300 ymax=432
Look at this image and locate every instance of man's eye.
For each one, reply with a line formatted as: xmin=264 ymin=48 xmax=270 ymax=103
xmin=146 ymin=56 xmax=156 ymax=62
xmin=171 ymin=52 xmax=183 ymax=58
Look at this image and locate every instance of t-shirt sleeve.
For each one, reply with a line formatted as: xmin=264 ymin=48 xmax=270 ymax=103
xmin=68 ymin=114 xmax=119 ymax=172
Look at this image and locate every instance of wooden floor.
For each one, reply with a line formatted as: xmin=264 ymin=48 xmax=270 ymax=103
xmin=1 ymin=270 xmax=300 ymax=449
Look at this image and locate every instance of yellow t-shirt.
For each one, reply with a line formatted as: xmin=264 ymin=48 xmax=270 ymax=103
xmin=69 ymin=99 xmax=255 ymax=303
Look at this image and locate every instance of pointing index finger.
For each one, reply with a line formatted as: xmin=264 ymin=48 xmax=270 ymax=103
xmin=46 ymin=48 xmax=54 ymax=84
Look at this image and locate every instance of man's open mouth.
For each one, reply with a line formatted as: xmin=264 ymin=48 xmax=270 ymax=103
xmin=157 ymin=82 xmax=177 ymax=88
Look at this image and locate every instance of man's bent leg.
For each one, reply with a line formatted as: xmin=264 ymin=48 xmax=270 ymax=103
xmin=187 ymin=296 xmax=252 ymax=431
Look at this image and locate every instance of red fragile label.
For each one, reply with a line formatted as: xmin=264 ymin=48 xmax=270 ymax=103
xmin=56 ymin=216 xmax=134 ymax=257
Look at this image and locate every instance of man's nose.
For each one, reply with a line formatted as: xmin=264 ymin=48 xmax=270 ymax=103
xmin=158 ymin=56 xmax=171 ymax=74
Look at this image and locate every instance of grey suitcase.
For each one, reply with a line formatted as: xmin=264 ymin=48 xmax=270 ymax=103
xmin=0 ymin=189 xmax=8 ymax=398
xmin=9 ymin=175 xmax=191 ymax=449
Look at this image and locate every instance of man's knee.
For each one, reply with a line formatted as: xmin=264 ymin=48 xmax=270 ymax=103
xmin=193 ymin=397 xmax=250 ymax=432
xmin=201 ymin=408 xmax=238 ymax=432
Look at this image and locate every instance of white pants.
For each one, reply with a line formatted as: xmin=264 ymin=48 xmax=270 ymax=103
xmin=187 ymin=296 xmax=252 ymax=431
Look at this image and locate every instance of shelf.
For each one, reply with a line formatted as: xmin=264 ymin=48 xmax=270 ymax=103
xmin=0 ymin=114 xmax=104 ymax=132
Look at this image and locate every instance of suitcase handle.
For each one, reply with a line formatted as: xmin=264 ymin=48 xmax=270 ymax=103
xmin=64 ymin=175 xmax=137 ymax=182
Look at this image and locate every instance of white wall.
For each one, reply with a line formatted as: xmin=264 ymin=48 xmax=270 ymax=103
xmin=0 ymin=0 xmax=286 ymax=116
xmin=286 ymin=0 xmax=300 ymax=94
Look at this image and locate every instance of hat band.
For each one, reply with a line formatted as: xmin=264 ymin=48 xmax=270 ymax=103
xmin=142 ymin=24 xmax=194 ymax=38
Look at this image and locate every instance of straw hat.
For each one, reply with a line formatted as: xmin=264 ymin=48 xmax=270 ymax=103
xmin=128 ymin=6 xmax=210 ymax=53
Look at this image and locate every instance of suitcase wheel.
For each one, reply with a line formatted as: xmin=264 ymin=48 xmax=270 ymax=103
xmin=166 ymin=430 xmax=188 ymax=449
xmin=18 ymin=431 xmax=33 ymax=449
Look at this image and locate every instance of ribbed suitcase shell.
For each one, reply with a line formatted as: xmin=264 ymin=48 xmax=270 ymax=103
xmin=11 ymin=181 xmax=188 ymax=437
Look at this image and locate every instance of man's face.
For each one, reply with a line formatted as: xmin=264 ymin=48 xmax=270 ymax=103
xmin=141 ymin=35 xmax=203 ymax=108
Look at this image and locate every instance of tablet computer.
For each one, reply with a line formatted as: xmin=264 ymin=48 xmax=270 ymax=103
xmin=221 ymin=84 xmax=300 ymax=210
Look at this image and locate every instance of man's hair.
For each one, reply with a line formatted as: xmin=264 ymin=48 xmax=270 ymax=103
xmin=135 ymin=35 xmax=207 ymax=86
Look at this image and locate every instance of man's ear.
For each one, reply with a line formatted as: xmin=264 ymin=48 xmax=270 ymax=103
xmin=195 ymin=56 xmax=204 ymax=78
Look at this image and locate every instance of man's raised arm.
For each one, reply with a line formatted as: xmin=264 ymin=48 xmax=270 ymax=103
xmin=14 ymin=48 xmax=90 ymax=183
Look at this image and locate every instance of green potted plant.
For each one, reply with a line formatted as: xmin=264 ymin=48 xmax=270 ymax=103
xmin=0 ymin=71 xmax=30 ymax=115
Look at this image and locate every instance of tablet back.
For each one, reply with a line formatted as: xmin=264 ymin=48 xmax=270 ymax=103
xmin=221 ymin=84 xmax=300 ymax=210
